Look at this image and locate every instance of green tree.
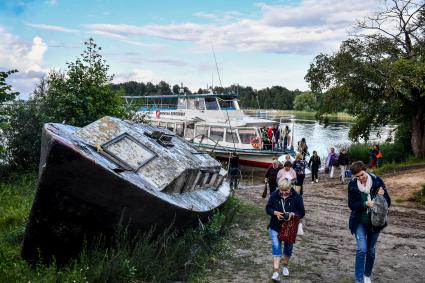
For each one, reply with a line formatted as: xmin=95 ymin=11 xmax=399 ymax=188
xmin=0 ymin=69 xmax=19 ymax=163
xmin=293 ymin=92 xmax=317 ymax=111
xmin=305 ymin=0 xmax=425 ymax=157
xmin=4 ymin=38 xmax=127 ymax=169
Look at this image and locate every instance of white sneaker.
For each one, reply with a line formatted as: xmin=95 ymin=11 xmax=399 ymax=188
xmin=282 ymin=266 xmax=289 ymax=276
xmin=364 ymin=276 xmax=372 ymax=283
xmin=315 ymin=179 xmax=319 ymax=183
xmin=271 ymin=271 xmax=280 ymax=281
xmin=311 ymin=181 xmax=314 ymax=184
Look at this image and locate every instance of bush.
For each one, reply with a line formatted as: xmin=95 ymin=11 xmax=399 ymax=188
xmin=348 ymin=141 xmax=411 ymax=166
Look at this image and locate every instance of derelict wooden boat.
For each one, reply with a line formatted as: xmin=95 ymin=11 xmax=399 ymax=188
xmin=21 ymin=116 xmax=231 ymax=264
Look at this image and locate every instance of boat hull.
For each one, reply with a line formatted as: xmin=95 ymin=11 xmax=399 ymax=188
xmin=21 ymin=119 xmax=230 ymax=264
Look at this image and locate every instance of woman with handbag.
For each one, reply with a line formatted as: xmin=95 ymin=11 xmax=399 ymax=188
xmin=348 ymin=161 xmax=391 ymax=283
xmin=266 ymin=178 xmax=305 ymax=281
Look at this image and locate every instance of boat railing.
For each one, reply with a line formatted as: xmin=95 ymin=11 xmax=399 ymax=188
xmin=139 ymin=104 xmax=178 ymax=111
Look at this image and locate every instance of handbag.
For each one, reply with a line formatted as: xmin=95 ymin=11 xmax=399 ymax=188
xmin=297 ymin=222 xmax=304 ymax=236
xmin=278 ymin=199 xmax=300 ymax=243
xmin=278 ymin=216 xmax=300 ymax=244
xmin=262 ymin=183 xmax=268 ymax=198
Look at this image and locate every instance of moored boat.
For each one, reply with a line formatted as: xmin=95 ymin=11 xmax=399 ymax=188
xmin=127 ymin=90 xmax=296 ymax=168
xmin=21 ymin=116 xmax=230 ymax=264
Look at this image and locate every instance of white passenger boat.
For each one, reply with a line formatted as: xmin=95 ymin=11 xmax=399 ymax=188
xmin=126 ymin=91 xmax=295 ymax=168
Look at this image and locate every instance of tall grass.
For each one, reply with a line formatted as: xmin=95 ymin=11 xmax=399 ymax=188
xmin=0 ymin=172 xmax=240 ymax=283
xmin=348 ymin=142 xmax=412 ymax=165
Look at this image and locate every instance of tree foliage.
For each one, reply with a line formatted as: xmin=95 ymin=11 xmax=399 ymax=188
xmin=305 ymin=0 xmax=425 ymax=157
xmin=4 ymin=38 xmax=127 ymax=169
xmin=293 ymin=92 xmax=318 ymax=111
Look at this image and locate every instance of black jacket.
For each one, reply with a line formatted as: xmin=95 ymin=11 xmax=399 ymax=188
xmin=338 ymin=153 xmax=349 ymax=166
xmin=266 ymin=189 xmax=305 ymax=232
xmin=265 ymin=166 xmax=280 ymax=187
xmin=348 ymin=173 xmax=391 ymax=234
xmin=308 ymin=155 xmax=321 ymax=168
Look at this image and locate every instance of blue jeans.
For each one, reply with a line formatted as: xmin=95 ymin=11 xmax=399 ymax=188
xmin=269 ymin=228 xmax=293 ymax=257
xmin=354 ymin=223 xmax=380 ymax=282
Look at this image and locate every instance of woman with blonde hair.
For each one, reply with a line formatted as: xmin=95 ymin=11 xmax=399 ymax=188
xmin=266 ymin=177 xmax=305 ymax=281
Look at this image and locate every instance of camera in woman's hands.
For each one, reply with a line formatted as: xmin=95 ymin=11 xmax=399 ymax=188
xmin=283 ymin=212 xmax=290 ymax=221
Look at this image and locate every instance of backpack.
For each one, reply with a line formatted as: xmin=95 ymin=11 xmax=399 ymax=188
xmin=371 ymin=194 xmax=388 ymax=227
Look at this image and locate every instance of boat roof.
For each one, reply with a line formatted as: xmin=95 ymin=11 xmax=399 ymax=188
xmin=122 ymin=92 xmax=238 ymax=100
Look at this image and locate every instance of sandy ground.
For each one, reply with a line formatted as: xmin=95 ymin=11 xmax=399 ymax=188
xmin=203 ymin=167 xmax=425 ymax=283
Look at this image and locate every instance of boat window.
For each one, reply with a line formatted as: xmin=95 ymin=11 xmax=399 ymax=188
xmin=218 ymin=99 xmax=236 ymax=110
xmin=226 ymin=129 xmax=238 ymax=143
xmin=210 ymin=127 xmax=224 ymax=142
xmin=184 ymin=123 xmax=194 ymax=138
xmin=167 ymin=123 xmax=175 ymax=132
xmin=160 ymin=122 xmax=167 ymax=128
xmin=205 ymin=97 xmax=219 ymax=110
xmin=196 ymin=126 xmax=208 ymax=137
xmin=238 ymin=129 xmax=257 ymax=144
xmin=150 ymin=121 xmax=160 ymax=126
xmin=176 ymin=123 xmax=184 ymax=137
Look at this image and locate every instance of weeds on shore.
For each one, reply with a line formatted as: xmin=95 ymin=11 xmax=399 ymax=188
xmin=408 ymin=184 xmax=425 ymax=205
xmin=0 ymin=172 xmax=240 ymax=283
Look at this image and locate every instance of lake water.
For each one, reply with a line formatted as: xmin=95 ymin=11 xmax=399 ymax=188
xmin=245 ymin=111 xmax=393 ymax=160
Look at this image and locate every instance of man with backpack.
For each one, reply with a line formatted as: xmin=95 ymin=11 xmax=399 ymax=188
xmin=348 ymin=161 xmax=391 ymax=283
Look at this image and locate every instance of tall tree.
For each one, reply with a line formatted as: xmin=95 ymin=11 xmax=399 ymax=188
xmin=305 ymin=0 xmax=425 ymax=157
xmin=0 ymin=69 xmax=19 ymax=162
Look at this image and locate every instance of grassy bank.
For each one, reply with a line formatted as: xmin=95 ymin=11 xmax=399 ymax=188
xmin=0 ymin=172 xmax=239 ymax=283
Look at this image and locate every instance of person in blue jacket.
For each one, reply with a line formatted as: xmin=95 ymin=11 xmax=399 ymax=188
xmin=348 ymin=161 xmax=391 ymax=283
xmin=266 ymin=178 xmax=305 ymax=281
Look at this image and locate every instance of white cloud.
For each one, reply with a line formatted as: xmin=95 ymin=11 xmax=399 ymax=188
xmin=85 ymin=0 xmax=380 ymax=54
xmin=0 ymin=27 xmax=48 ymax=98
xmin=27 ymin=23 xmax=79 ymax=33
xmin=113 ymin=69 xmax=154 ymax=83
xmin=44 ymin=0 xmax=57 ymax=6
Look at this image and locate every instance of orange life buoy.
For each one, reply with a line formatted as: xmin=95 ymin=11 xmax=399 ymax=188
xmin=155 ymin=110 xmax=160 ymax=118
xmin=251 ymin=137 xmax=262 ymax=149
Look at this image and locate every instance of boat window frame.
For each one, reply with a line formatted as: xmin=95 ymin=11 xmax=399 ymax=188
xmin=225 ymin=128 xmax=240 ymax=143
xmin=237 ymin=128 xmax=257 ymax=144
xmin=101 ymin=132 xmax=157 ymax=172
xmin=205 ymin=97 xmax=219 ymax=110
xmin=209 ymin=127 xmax=225 ymax=142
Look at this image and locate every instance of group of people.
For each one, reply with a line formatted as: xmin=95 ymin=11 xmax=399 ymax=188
xmin=265 ymin=147 xmax=390 ymax=283
xmin=260 ymin=124 xmax=292 ymax=151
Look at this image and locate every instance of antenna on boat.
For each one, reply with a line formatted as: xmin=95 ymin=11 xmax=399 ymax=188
xmin=211 ymin=45 xmax=223 ymax=88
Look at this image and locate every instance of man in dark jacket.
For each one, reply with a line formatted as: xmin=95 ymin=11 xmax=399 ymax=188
xmin=308 ymin=150 xmax=321 ymax=183
xmin=348 ymin=161 xmax=391 ymax=283
xmin=266 ymin=178 xmax=305 ymax=281
xmin=228 ymin=152 xmax=240 ymax=190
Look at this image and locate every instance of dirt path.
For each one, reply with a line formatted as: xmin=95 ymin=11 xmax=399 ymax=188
xmin=203 ymin=168 xmax=425 ymax=283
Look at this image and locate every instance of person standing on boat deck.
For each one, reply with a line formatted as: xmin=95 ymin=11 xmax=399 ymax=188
xmin=266 ymin=178 xmax=305 ymax=281
xmin=272 ymin=124 xmax=281 ymax=151
xmin=265 ymin=160 xmax=280 ymax=194
xmin=277 ymin=161 xmax=296 ymax=183
xmin=228 ymin=152 xmax=240 ymax=190
xmin=308 ymin=150 xmax=321 ymax=183
xmin=325 ymin=147 xmax=338 ymax=177
xmin=292 ymin=153 xmax=307 ymax=195
xmin=348 ymin=161 xmax=391 ymax=283
xmin=297 ymin=138 xmax=309 ymax=160
xmin=261 ymin=126 xmax=272 ymax=150
xmin=338 ymin=148 xmax=350 ymax=182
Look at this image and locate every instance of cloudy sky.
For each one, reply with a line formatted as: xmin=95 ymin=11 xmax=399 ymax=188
xmin=0 ymin=0 xmax=382 ymax=99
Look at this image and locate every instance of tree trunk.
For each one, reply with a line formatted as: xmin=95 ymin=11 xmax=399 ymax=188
xmin=411 ymin=111 xmax=425 ymax=158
